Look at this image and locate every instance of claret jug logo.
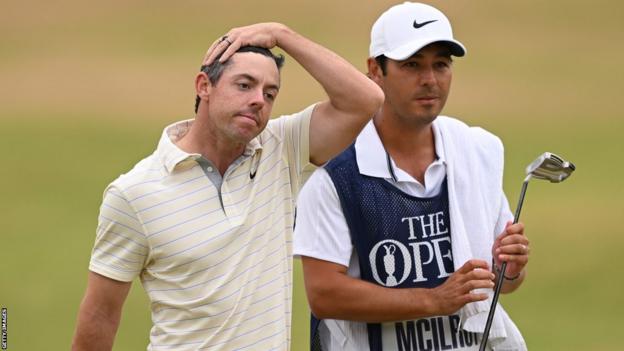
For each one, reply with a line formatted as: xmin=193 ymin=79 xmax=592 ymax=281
xmin=370 ymin=240 xmax=413 ymax=287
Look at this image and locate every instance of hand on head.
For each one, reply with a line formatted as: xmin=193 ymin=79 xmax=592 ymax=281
xmin=203 ymin=22 xmax=285 ymax=66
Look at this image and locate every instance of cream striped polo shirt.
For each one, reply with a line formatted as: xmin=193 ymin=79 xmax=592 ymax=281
xmin=89 ymin=104 xmax=315 ymax=350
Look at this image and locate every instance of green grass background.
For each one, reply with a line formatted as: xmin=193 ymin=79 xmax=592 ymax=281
xmin=2 ymin=0 xmax=623 ymax=349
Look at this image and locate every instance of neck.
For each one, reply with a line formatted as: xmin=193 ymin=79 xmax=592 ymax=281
xmin=176 ymin=116 xmax=246 ymax=176
xmin=373 ymin=107 xmax=437 ymax=184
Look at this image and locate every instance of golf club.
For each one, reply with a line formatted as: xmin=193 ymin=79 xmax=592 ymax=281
xmin=479 ymin=152 xmax=575 ymax=351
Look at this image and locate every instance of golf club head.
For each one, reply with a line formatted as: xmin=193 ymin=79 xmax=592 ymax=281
xmin=526 ymin=152 xmax=575 ymax=183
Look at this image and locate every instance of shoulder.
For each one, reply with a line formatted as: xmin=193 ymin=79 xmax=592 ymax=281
xmin=299 ymin=168 xmax=335 ymax=200
xmin=436 ymin=116 xmax=504 ymax=157
xmin=325 ymin=144 xmax=356 ymax=171
xmin=262 ymin=104 xmax=317 ymax=142
xmin=106 ymin=153 xmax=164 ymax=199
xmin=437 ymin=116 xmax=501 ymax=142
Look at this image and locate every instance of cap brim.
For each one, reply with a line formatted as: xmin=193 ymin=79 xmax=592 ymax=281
xmin=383 ymin=38 xmax=466 ymax=60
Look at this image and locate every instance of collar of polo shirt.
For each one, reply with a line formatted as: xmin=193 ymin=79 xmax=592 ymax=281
xmin=157 ymin=119 xmax=263 ymax=173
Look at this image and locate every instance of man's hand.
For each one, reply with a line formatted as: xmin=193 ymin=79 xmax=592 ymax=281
xmin=203 ymin=22 xmax=285 ymax=65
xmin=492 ymin=222 xmax=529 ymax=278
xmin=491 ymin=221 xmax=529 ymax=292
xmin=427 ymin=259 xmax=495 ymax=316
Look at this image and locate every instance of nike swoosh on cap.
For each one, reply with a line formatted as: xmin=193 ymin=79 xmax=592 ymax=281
xmin=413 ymin=19 xmax=437 ymax=29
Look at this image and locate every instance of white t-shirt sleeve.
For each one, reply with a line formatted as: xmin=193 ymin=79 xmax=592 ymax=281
xmin=293 ymin=167 xmax=353 ymax=267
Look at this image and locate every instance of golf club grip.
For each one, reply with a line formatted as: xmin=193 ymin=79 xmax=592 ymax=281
xmin=479 ymin=179 xmax=530 ymax=350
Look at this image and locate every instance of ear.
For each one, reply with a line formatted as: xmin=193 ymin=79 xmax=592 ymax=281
xmin=367 ymin=57 xmax=384 ymax=87
xmin=195 ymin=72 xmax=212 ymax=103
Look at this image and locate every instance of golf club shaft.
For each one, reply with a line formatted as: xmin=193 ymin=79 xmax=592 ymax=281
xmin=479 ymin=176 xmax=530 ymax=351
xmin=512 ymin=176 xmax=531 ymax=225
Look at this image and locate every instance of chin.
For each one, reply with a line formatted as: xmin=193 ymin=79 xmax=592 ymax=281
xmin=237 ymin=129 xmax=261 ymax=143
xmin=420 ymin=116 xmax=438 ymax=126
xmin=409 ymin=111 xmax=438 ymax=124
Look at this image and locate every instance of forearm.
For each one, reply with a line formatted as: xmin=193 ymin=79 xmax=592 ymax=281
xmin=311 ymin=279 xmax=435 ymax=322
xmin=72 ymin=272 xmax=131 ymax=351
xmin=275 ymin=24 xmax=383 ymax=115
xmin=304 ymin=263 xmax=435 ymax=322
xmin=72 ymin=300 xmax=121 ymax=351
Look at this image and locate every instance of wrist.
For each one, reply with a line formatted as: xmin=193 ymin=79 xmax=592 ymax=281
xmin=502 ymin=271 xmax=521 ymax=281
xmin=273 ymin=23 xmax=292 ymax=47
xmin=416 ymin=288 xmax=438 ymax=317
xmin=492 ymin=261 xmax=523 ymax=281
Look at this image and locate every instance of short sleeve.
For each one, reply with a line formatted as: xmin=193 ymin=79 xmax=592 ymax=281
xmin=293 ymin=168 xmax=353 ymax=267
xmin=89 ymin=186 xmax=149 ymax=282
xmin=270 ymin=104 xmax=317 ymax=196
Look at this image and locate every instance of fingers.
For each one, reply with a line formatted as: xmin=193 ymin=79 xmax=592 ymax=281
xmin=493 ymin=223 xmax=530 ymax=279
xmin=202 ymin=23 xmax=283 ymax=66
xmin=465 ymin=291 xmax=490 ymax=303
xmin=504 ymin=222 xmax=525 ymax=236
xmin=456 ymin=259 xmax=490 ymax=273
xmin=219 ymin=36 xmax=242 ymax=63
xmin=495 ymin=232 xmax=530 ymax=261
xmin=453 ymin=261 xmax=495 ymax=290
xmin=497 ymin=243 xmax=530 ymax=256
xmin=432 ymin=265 xmax=494 ymax=314
xmin=497 ymin=252 xmax=529 ymax=266
xmin=464 ymin=277 xmax=495 ymax=291
xmin=499 ymin=236 xmax=529 ymax=249
xmin=204 ymin=34 xmax=234 ymax=66
xmin=494 ymin=220 xmax=529 ymax=256
xmin=203 ymin=37 xmax=226 ymax=66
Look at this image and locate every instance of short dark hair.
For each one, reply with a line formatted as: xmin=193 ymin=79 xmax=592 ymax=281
xmin=374 ymin=55 xmax=388 ymax=75
xmin=194 ymin=46 xmax=285 ymax=113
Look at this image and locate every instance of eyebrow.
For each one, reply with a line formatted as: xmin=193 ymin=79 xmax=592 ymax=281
xmin=234 ymin=73 xmax=280 ymax=91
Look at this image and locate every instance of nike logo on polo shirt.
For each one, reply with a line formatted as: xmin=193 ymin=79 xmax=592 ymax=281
xmin=413 ymin=19 xmax=437 ymax=29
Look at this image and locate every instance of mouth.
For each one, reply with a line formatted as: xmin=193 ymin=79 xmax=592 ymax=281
xmin=414 ymin=95 xmax=439 ymax=105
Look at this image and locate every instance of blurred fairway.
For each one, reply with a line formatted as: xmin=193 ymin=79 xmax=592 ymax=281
xmin=2 ymin=0 xmax=623 ymax=350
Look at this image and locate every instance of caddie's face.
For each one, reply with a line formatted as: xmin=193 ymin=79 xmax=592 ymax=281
xmin=206 ymin=52 xmax=280 ymax=144
xmin=371 ymin=43 xmax=453 ymax=126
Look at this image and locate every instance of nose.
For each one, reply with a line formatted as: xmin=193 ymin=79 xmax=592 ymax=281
xmin=419 ymin=67 xmax=437 ymax=87
xmin=249 ymin=87 xmax=265 ymax=109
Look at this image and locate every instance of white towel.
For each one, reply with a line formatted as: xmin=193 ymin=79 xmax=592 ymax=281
xmin=435 ymin=117 xmax=527 ymax=350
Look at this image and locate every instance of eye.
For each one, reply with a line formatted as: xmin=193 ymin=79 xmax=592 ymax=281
xmin=403 ymin=61 xmax=419 ymax=68
xmin=264 ymin=92 xmax=276 ymax=101
xmin=434 ymin=60 xmax=451 ymax=70
xmin=238 ymin=82 xmax=250 ymax=90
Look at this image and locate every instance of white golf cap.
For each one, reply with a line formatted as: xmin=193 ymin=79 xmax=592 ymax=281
xmin=370 ymin=2 xmax=466 ymax=59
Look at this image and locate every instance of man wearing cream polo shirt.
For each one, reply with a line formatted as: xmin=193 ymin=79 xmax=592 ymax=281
xmin=71 ymin=23 xmax=383 ymax=350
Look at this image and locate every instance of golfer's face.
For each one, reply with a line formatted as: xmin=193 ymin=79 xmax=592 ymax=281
xmin=207 ymin=52 xmax=280 ymax=144
xmin=379 ymin=43 xmax=453 ymax=125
